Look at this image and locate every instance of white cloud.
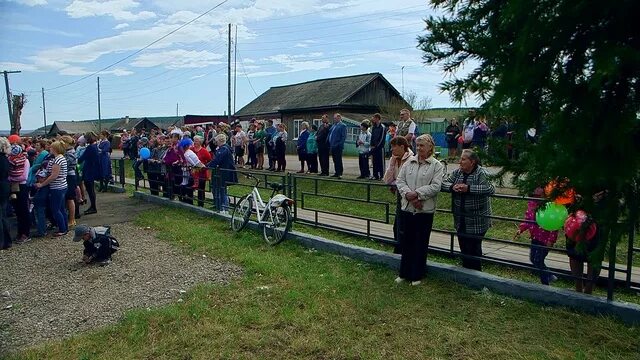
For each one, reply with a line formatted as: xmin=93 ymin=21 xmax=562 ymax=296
xmin=65 ymin=0 xmax=156 ymax=21
xmin=28 ymin=22 xmax=223 ymax=72
xmin=190 ymin=74 xmax=206 ymax=80
xmin=6 ymin=24 xmax=81 ymax=37
xmin=248 ymin=52 xmax=335 ymax=78
xmin=109 ymin=68 xmax=134 ymax=76
xmin=113 ymin=23 xmax=130 ymax=30
xmin=0 ymin=62 xmax=40 ymax=72
xmin=8 ymin=0 xmax=47 ymax=6
xmin=131 ymin=49 xmax=223 ymax=69
xmin=58 ymin=66 xmax=133 ymax=76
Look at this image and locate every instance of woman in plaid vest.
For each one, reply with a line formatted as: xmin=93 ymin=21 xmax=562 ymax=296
xmin=442 ymin=149 xmax=495 ymax=271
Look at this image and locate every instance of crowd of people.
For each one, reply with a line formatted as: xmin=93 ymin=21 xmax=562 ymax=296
xmin=0 ymin=131 xmax=113 ymax=249
xmin=0 ymin=109 xmax=606 ymax=291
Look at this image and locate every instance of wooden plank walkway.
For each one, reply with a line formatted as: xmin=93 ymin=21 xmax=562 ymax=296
xmin=294 ymin=208 xmax=640 ymax=285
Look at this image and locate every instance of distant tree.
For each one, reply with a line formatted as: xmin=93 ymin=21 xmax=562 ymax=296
xmin=381 ymin=90 xmax=432 ymax=123
xmin=418 ymin=0 xmax=640 ymax=266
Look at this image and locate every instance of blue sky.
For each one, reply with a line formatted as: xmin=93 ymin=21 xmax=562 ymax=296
xmin=0 ymin=0 xmax=473 ymax=130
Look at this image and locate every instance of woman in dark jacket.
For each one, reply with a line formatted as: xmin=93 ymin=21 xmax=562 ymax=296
xmin=207 ymin=134 xmax=237 ymax=213
xmin=98 ymin=130 xmax=112 ymax=192
xmin=0 ymin=138 xmax=12 ymax=249
xmin=78 ymin=132 xmax=100 ymax=215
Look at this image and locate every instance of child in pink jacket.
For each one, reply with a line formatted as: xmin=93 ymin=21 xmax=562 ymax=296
xmin=515 ymin=187 xmax=559 ymax=285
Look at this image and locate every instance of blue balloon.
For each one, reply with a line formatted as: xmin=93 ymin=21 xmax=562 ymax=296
xmin=139 ymin=147 xmax=151 ymax=160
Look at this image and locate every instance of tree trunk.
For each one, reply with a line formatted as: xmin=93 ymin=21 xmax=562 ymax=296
xmin=10 ymin=93 xmax=25 ymax=135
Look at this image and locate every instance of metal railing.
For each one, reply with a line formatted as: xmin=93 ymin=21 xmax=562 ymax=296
xmin=117 ymin=158 xmax=638 ymax=300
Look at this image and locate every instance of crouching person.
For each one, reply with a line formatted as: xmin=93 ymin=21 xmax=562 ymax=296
xmin=73 ymin=224 xmax=119 ymax=266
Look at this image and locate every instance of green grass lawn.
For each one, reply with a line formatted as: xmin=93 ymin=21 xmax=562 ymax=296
xmin=13 ymin=207 xmax=640 ymax=359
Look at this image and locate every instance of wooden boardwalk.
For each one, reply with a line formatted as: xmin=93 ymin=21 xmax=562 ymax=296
xmin=294 ymin=208 xmax=640 ymax=285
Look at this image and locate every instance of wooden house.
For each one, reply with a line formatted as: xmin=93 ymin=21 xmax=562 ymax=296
xmin=234 ymin=73 xmax=409 ymax=155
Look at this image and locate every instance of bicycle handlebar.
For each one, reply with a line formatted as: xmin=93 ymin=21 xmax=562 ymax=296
xmin=244 ymin=173 xmax=260 ymax=187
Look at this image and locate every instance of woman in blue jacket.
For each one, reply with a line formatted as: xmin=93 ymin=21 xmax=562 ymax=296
xmin=98 ymin=130 xmax=113 ymax=192
xmin=207 ymin=134 xmax=237 ymax=213
xmin=78 ymin=132 xmax=100 ymax=215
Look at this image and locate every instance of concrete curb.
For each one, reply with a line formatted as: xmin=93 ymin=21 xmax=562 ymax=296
xmin=133 ymin=191 xmax=640 ymax=326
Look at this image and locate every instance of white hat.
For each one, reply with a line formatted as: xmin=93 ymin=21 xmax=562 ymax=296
xmin=170 ymin=128 xmax=183 ymax=136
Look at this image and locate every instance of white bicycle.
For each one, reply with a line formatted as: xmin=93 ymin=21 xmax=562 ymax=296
xmin=231 ymin=173 xmax=294 ymax=245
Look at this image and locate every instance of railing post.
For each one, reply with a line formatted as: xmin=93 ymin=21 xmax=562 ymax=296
xmin=291 ymin=174 xmax=297 ymax=221
xmin=626 ymin=220 xmax=635 ymax=287
xmin=119 ymin=158 xmax=125 ymax=188
xmin=133 ymin=159 xmax=138 ymax=191
xmin=607 ymin=223 xmax=621 ymax=301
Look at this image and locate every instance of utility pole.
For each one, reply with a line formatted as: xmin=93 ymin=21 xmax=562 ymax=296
xmin=401 ymin=66 xmax=405 ymax=98
xmin=3 ymin=70 xmax=21 ymax=128
xmin=97 ymin=76 xmax=102 ymax=132
xmin=41 ymin=87 xmax=47 ymax=135
xmin=233 ymin=24 xmax=238 ymax=114
xmin=227 ymin=23 xmax=232 ymax=124
xmin=176 ymin=102 xmax=179 ymax=118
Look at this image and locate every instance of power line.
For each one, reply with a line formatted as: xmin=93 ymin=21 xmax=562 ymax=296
xmin=250 ymin=4 xmax=424 ymax=32
xmin=43 ymin=0 xmax=231 ymax=92
xmin=102 ymin=65 xmax=227 ymax=101
xmin=239 ymin=46 xmax=416 ymax=68
xmin=240 ymin=22 xmax=422 ymax=46
xmin=239 ymin=31 xmax=418 ymax=52
xmin=236 ymin=49 xmax=259 ymax=97
xmin=99 ymin=43 xmax=228 ymax=95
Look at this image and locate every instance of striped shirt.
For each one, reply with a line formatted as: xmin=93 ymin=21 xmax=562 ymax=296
xmin=47 ymin=155 xmax=68 ymax=190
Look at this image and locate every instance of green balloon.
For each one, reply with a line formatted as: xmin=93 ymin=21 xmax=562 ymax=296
xmin=536 ymin=203 xmax=568 ymax=231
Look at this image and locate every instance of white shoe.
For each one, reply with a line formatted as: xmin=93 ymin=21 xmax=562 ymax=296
xmin=394 ymin=277 xmax=404 ymax=283
xmin=410 ymin=281 xmax=422 ymax=286
xmin=549 ymin=275 xmax=558 ymax=283
xmin=219 ymin=210 xmax=229 ymax=215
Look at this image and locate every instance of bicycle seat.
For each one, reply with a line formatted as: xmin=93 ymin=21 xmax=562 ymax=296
xmin=268 ymin=182 xmax=284 ymax=191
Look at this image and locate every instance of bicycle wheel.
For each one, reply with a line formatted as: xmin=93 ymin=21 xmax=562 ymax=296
xmin=231 ymin=195 xmax=253 ymax=232
xmin=262 ymin=205 xmax=292 ymax=245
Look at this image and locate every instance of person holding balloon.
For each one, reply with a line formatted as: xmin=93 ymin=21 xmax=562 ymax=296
xmin=133 ymin=137 xmax=149 ymax=181
xmin=565 ymin=190 xmax=604 ymax=295
xmin=536 ymin=179 xmax=602 ymax=294
xmin=146 ymin=137 xmax=165 ymax=197
xmin=515 ymin=187 xmax=559 ymax=285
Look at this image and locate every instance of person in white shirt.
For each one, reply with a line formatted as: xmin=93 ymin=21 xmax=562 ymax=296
xmin=232 ymin=124 xmax=248 ymax=166
xmin=177 ymin=138 xmax=203 ymax=205
xmin=395 ymin=134 xmax=444 ymax=285
xmin=356 ymin=120 xmax=371 ymax=179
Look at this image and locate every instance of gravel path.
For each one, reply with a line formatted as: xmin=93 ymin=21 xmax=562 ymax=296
xmin=0 ymin=223 xmax=243 ymax=355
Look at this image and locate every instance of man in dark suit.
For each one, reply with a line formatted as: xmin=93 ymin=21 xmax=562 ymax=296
xmin=315 ymin=114 xmax=331 ymax=176
xmin=328 ymin=113 xmax=347 ymax=179
xmin=369 ymin=113 xmax=386 ymax=180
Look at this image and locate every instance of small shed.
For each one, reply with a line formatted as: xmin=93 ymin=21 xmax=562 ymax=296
xmin=184 ymin=115 xmax=235 ymax=127
xmin=110 ymin=117 xmax=159 ymax=133
xmin=48 ymin=121 xmax=100 ymax=137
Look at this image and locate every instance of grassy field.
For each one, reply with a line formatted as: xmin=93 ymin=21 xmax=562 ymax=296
xmin=13 ymin=207 xmax=640 ymax=359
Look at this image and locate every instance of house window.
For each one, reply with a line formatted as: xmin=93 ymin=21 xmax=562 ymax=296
xmin=292 ymin=119 xmax=303 ymax=139
xmin=312 ymin=118 xmax=322 ymax=129
xmin=346 ymin=127 xmax=359 ymax=143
